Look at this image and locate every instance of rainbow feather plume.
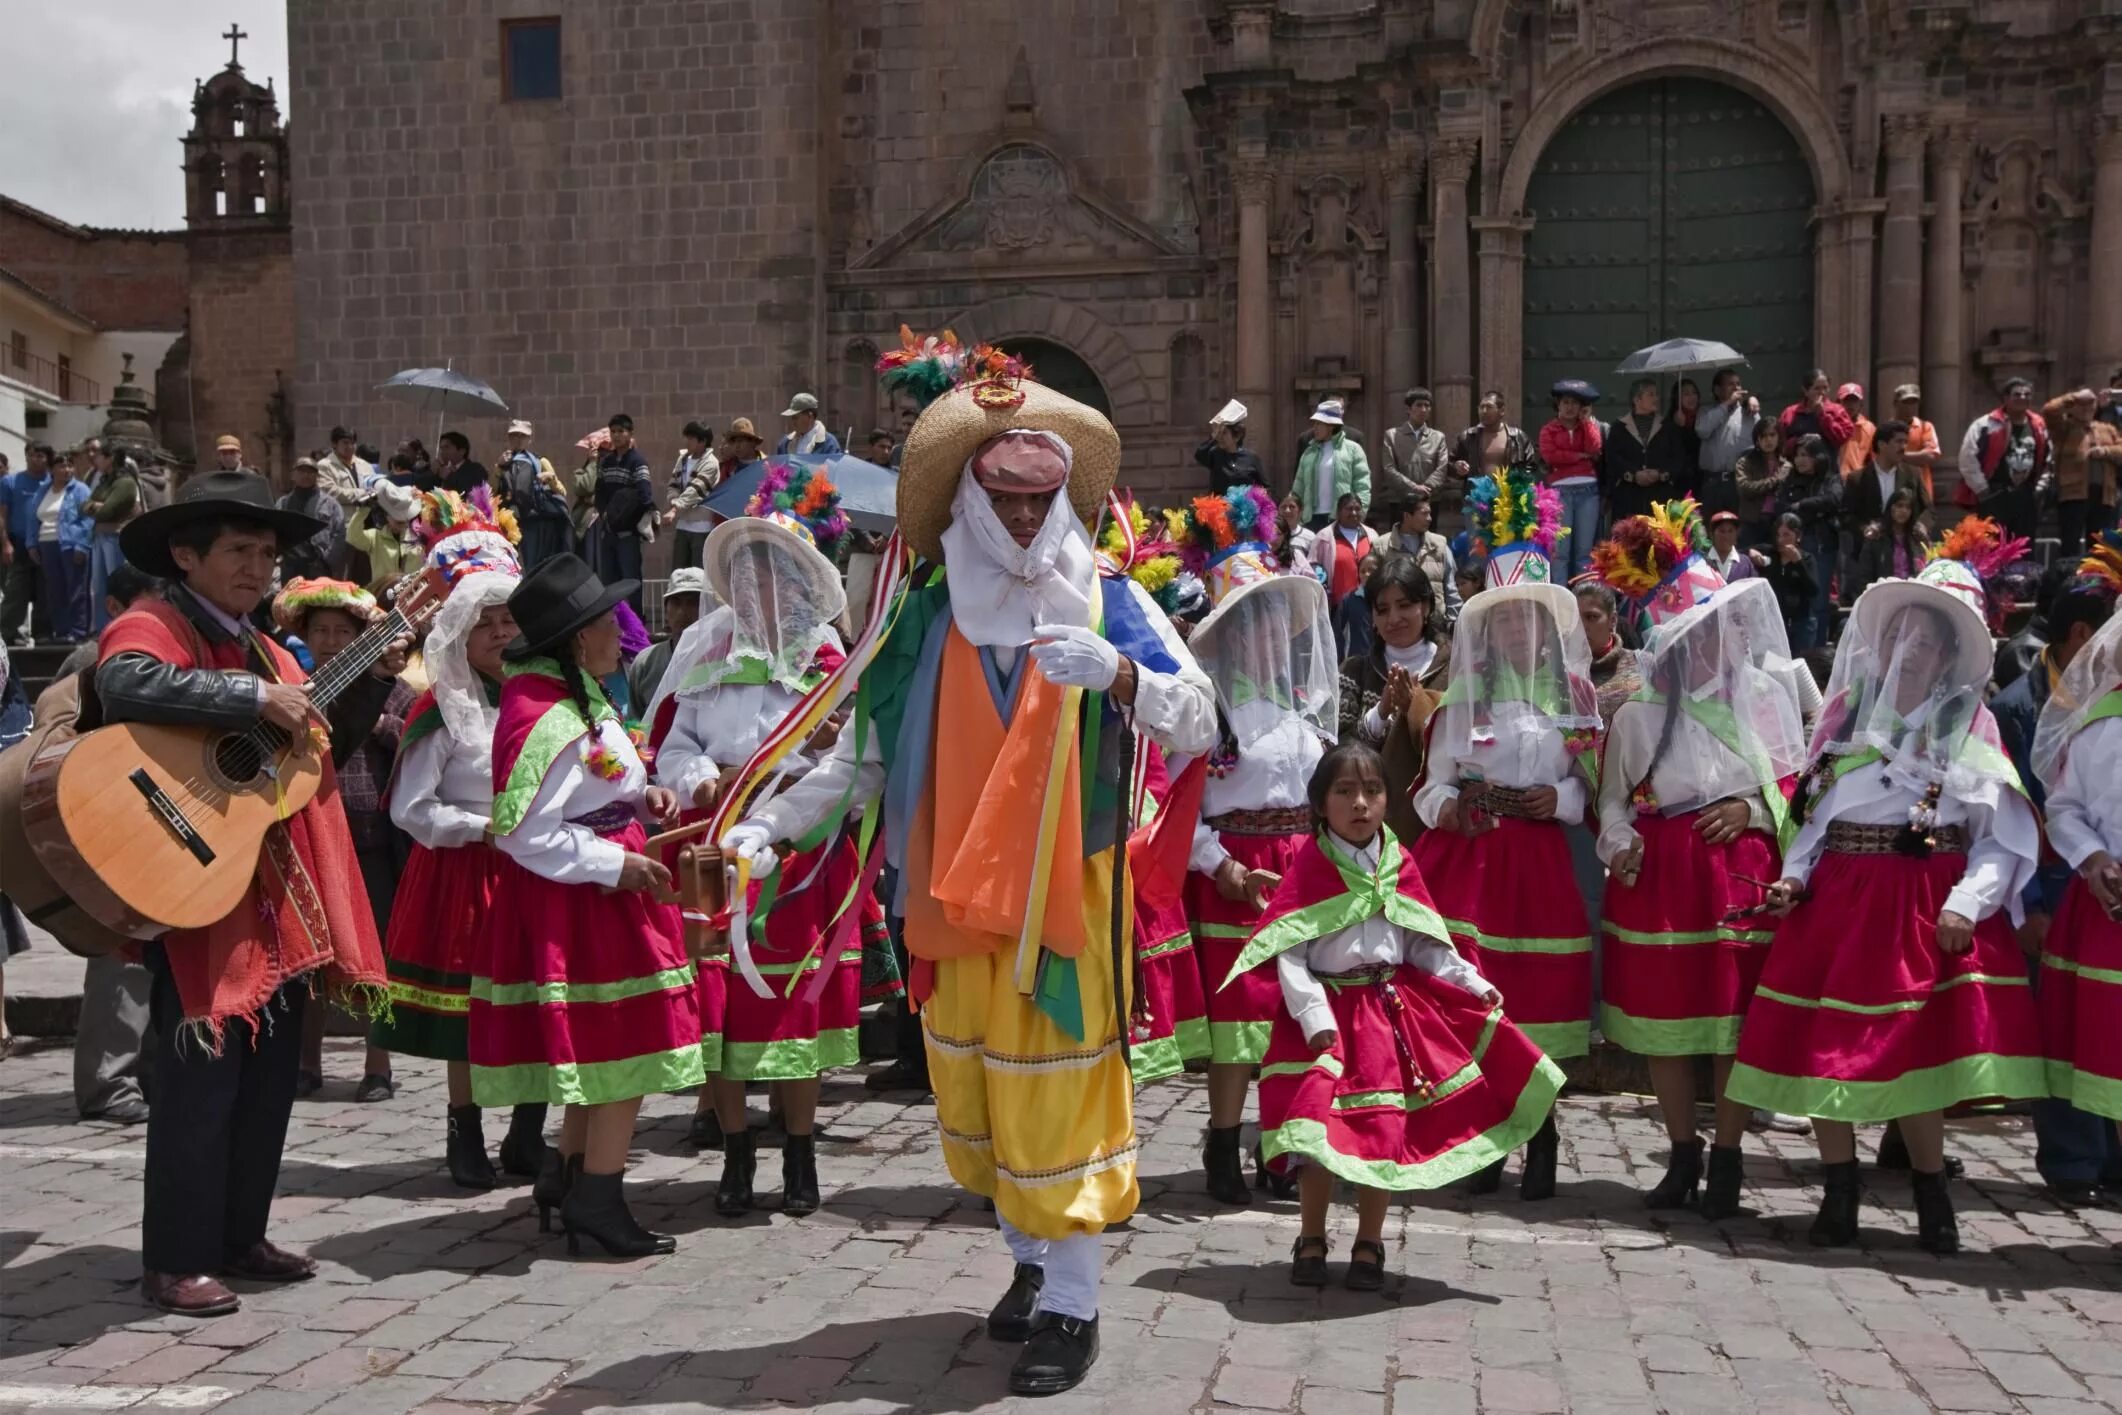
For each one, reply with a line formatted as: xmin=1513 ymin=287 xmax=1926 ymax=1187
xmin=1097 ymin=492 xmax=1186 ymax=612
xmin=1467 ymin=468 xmax=1566 ymax=559
xmin=2077 ymin=527 xmax=2122 ymax=595
xmin=748 ymin=460 xmax=849 ymax=554
xmin=1589 ymin=498 xmax=1705 ymax=605
xmin=1928 ymin=516 xmax=2031 ymax=582
xmin=874 ymin=326 xmax=969 ymax=409
xmin=1173 ymin=485 xmax=1280 ymax=573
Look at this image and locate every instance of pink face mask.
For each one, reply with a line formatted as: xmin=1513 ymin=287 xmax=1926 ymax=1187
xmin=969 ymin=433 xmax=1068 ymax=496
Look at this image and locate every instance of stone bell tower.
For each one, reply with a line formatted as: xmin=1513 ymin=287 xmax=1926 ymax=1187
xmin=182 ymin=23 xmax=289 ymax=231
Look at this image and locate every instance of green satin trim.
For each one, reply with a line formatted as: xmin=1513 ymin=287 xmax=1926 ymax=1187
xmin=1752 ymin=972 xmax=2027 ymax=1017
xmin=2038 ymin=951 xmax=2122 ymax=988
xmin=472 ymin=964 xmax=697 ymax=1009
xmin=1599 ymin=1004 xmax=1745 ymax=1057
xmin=1443 ymin=920 xmax=1594 ymax=956
xmin=2044 ymin=1061 xmax=2122 ymax=1122
xmin=1517 ymin=1019 xmax=1590 ymax=1059
xmin=1209 ymin=1019 xmax=1275 ymax=1066
xmin=1603 ymin=921 xmax=1774 ymax=947
xmin=490 ymin=661 xmax=619 ymax=838
xmin=1725 ymin=1052 xmax=2047 ymax=1125
xmin=470 ymin=1043 xmax=707 ymax=1108
xmin=715 ymin=1029 xmax=860 ymax=1082
xmin=1220 ymin=832 xmax=1449 ymax=987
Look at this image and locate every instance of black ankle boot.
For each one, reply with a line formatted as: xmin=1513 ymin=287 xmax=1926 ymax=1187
xmin=1007 ymin=1313 xmax=1099 ymax=1397
xmin=717 ymin=1130 xmax=757 ymax=1216
xmin=532 ymin=1150 xmax=575 ymax=1232
xmin=782 ymin=1134 xmax=821 ymax=1217
xmin=1467 ymin=1158 xmax=1504 ymax=1195
xmin=559 ymin=1167 xmax=675 ymax=1258
xmin=1912 ymin=1167 xmax=1959 ymax=1255
xmin=1644 ymin=1137 xmax=1704 ymax=1210
xmin=1809 ymin=1159 xmax=1861 ymax=1247
xmin=446 ymin=1105 xmax=497 ymax=1190
xmin=1254 ymin=1141 xmax=1299 ymax=1200
xmin=1202 ymin=1125 xmax=1250 ymax=1206
xmin=1699 ymin=1145 xmax=1745 ymax=1221
xmin=987 ymin=1263 xmax=1044 ymax=1342
xmin=1520 ymin=1114 xmax=1560 ymax=1200
xmin=497 ymin=1103 xmax=548 ymax=1178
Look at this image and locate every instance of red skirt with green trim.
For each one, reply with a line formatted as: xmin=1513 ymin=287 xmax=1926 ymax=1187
xmin=1726 ymin=849 xmax=2046 ymax=1123
xmin=469 ymin=821 xmax=706 ymax=1108
xmin=691 ymin=836 xmax=868 ymax=1082
xmin=1131 ymin=881 xmax=1209 ymax=1086
xmin=1189 ymin=830 xmax=1309 ymax=1067
xmin=1410 ymin=816 xmax=1594 ymax=1058
xmin=2039 ymin=876 xmax=2122 ymax=1121
xmin=1599 ymin=811 xmax=1780 ymax=1058
xmin=370 ymin=840 xmax=502 ymax=1062
xmin=1259 ymin=964 xmax=1565 ymax=1190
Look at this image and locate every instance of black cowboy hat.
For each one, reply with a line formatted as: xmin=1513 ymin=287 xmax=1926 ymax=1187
xmin=503 ymin=552 xmax=638 ymax=660
xmin=119 ymin=470 xmax=326 ymax=578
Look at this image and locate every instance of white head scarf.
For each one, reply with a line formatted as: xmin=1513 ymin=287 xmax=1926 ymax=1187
xmin=2034 ymin=609 xmax=2122 ymax=790
xmin=425 ymin=570 xmax=520 ymax=777
xmin=937 ymin=432 xmax=1095 ymax=649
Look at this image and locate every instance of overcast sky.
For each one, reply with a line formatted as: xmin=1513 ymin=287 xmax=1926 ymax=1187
xmin=0 ymin=2 xmax=289 ymax=230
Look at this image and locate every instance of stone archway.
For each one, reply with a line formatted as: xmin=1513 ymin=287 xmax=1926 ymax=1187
xmin=944 ymin=293 xmax=1154 ymax=426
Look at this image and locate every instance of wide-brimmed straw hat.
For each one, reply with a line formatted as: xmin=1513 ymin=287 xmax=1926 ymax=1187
xmin=503 ymin=552 xmax=638 ymax=660
xmin=119 ymin=470 xmax=324 ymax=578
xmin=896 ymin=379 xmax=1120 ymax=561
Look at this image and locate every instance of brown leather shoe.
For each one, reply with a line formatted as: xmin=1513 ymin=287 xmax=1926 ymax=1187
xmin=141 ymin=1271 xmax=241 ymax=1316
xmin=220 ymin=1241 xmax=317 ymax=1283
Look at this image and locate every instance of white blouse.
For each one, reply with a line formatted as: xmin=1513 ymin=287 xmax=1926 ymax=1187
xmin=493 ymin=718 xmax=650 ymax=890
xmin=1782 ymin=763 xmax=2039 ymax=926
xmin=1593 ymin=702 xmax=1769 ymax=868
xmin=1277 ymin=832 xmax=1493 ymax=1041
xmin=2043 ymin=714 xmax=2122 ymax=869
xmin=656 ymin=679 xmax=817 ymax=805
xmin=1177 ymin=714 xmax=1325 ymax=876
xmin=388 ymin=731 xmax=493 ymax=850
xmin=1413 ymin=714 xmax=1588 ymax=829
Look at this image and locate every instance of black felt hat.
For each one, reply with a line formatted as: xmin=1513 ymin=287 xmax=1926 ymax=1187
xmin=502 ymin=552 xmax=638 ymax=660
xmin=118 ymin=470 xmax=326 ymax=578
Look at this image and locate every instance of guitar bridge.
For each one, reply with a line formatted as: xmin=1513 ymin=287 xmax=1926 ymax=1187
xmin=129 ymin=768 xmax=216 ymax=867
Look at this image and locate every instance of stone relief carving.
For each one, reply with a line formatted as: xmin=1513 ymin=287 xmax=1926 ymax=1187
xmin=914 ymin=143 xmax=1166 ymax=261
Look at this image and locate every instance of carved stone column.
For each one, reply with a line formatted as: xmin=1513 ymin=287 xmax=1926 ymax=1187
xmin=1874 ymin=116 xmax=1928 ymax=398
xmin=1429 ymin=138 xmax=1478 ymax=436
xmin=2089 ymin=118 xmax=2122 ymax=388
xmin=1385 ymin=147 xmax=1423 ymax=399
xmin=1923 ymin=126 xmax=1972 ymax=458
xmin=1234 ymin=159 xmax=1276 ymax=464
xmin=1473 ymin=213 xmax=1535 ymax=406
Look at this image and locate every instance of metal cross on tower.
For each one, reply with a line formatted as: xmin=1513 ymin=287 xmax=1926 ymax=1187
xmin=224 ymin=22 xmax=248 ymax=67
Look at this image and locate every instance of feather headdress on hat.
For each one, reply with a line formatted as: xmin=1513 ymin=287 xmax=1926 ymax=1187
xmin=414 ymin=489 xmax=520 ymax=588
xmin=2075 ymin=527 xmax=2122 ymax=596
xmin=1926 ymin=516 xmax=2033 ymax=631
xmin=1589 ymin=499 xmax=1710 ymax=601
xmin=272 ymin=577 xmax=379 ymax=633
xmin=875 ymin=326 xmax=1034 ymax=411
xmin=1095 ymin=492 xmax=1185 ymax=612
xmin=1169 ymin=485 xmax=1281 ymax=574
xmin=1466 ymin=467 xmax=1565 ymax=563
xmin=747 ymin=460 xmax=849 ymax=557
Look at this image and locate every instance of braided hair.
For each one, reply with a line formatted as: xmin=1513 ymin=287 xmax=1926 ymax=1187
xmin=551 ymin=633 xmax=601 ymax=728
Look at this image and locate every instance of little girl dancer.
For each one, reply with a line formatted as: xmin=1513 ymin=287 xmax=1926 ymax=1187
xmin=1233 ymin=742 xmax=1564 ymax=1289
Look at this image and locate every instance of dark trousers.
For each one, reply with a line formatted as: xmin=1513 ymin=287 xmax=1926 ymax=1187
xmin=672 ymin=528 xmax=710 ymax=571
xmin=878 ymin=866 xmax=927 ymax=1076
xmin=141 ymin=942 xmax=306 ymax=1274
xmin=1980 ymin=483 xmax=2039 ymax=543
xmin=2057 ymin=497 xmax=2112 ymax=560
xmin=0 ymin=544 xmax=45 ymax=641
xmin=2033 ymin=1098 xmax=2122 ymax=1188
xmin=588 ymin=526 xmax=645 ymax=613
xmin=37 ymin=543 xmax=87 ymax=641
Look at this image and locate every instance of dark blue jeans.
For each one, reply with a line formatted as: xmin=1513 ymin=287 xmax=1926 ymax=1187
xmin=1791 ymin=526 xmax=1836 ymax=651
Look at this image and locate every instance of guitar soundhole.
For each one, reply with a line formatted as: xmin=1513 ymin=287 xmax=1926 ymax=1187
xmin=213 ymin=735 xmax=267 ymax=785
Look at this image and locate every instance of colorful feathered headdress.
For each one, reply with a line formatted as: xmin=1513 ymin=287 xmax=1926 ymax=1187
xmin=747 ymin=459 xmax=849 ymax=556
xmin=415 ymin=489 xmax=520 ymax=588
xmin=1168 ymin=485 xmax=1281 ymax=574
xmin=1590 ymin=498 xmax=1722 ymax=632
xmin=2075 ymin=527 xmax=2122 ymax=596
xmin=1923 ymin=516 xmax=2034 ymax=631
xmin=272 ymin=577 xmax=380 ymax=634
xmin=875 ymin=326 xmax=1035 ymax=412
xmin=1095 ymin=491 xmax=1185 ymax=613
xmin=1467 ymin=468 xmax=1565 ymax=588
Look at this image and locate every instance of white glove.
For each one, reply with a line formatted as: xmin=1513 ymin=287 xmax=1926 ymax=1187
xmin=1029 ymin=622 xmax=1120 ymax=691
xmin=719 ymin=822 xmax=779 ymax=878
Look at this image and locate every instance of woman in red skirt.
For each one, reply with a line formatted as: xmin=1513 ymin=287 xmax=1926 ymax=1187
xmin=1729 ymin=526 xmax=2047 ymax=1253
xmin=652 ymin=470 xmax=865 ymax=1219
xmin=1129 ymin=743 xmax=1211 ymax=1086
xmin=2032 ymin=597 xmax=2122 ymax=1129
xmin=1238 ymin=742 xmax=1562 ymax=1289
xmin=1592 ymin=560 xmax=1805 ymax=1217
xmin=475 ymin=553 xmax=704 ymax=1258
xmin=1171 ymin=490 xmax=1340 ymax=1204
xmin=1411 ymin=504 xmax=1600 ymax=1200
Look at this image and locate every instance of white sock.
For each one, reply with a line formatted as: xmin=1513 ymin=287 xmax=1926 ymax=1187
xmin=997 ymin=1214 xmax=1049 ymax=1270
xmin=1036 ymin=1233 xmax=1101 ymax=1321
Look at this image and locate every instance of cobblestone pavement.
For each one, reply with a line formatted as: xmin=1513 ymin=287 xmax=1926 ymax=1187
xmin=6 ymin=1038 xmax=2122 ymax=1414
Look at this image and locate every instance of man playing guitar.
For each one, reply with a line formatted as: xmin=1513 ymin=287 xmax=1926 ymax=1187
xmin=101 ymin=470 xmax=402 ymax=1316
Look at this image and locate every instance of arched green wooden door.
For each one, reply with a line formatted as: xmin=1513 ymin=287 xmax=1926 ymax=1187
xmin=1520 ymin=78 xmax=1815 ymax=431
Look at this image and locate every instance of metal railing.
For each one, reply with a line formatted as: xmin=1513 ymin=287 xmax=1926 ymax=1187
xmin=3 ymin=349 xmax=101 ymax=404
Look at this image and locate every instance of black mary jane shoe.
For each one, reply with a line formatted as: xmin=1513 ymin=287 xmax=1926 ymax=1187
xmin=1809 ymin=1159 xmax=1861 ymax=1248
xmin=1698 ymin=1145 xmax=1746 ymax=1221
xmin=1344 ymin=1238 xmax=1387 ymax=1292
xmin=987 ymin=1262 xmax=1045 ymax=1342
xmin=1007 ymin=1313 xmax=1099 ymax=1397
xmin=1289 ymin=1235 xmax=1331 ymax=1288
xmin=1644 ymin=1136 xmax=1704 ymax=1210
xmin=1912 ymin=1167 xmax=1960 ymax=1255
xmin=1520 ymin=1114 xmax=1560 ymax=1201
xmin=445 ymin=1105 xmax=498 ymax=1191
xmin=496 ymin=1103 xmax=548 ymax=1179
xmin=1202 ymin=1125 xmax=1251 ymax=1206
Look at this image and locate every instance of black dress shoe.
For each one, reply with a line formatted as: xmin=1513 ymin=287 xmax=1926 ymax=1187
xmin=352 ymin=1073 xmax=396 ymax=1103
xmin=1008 ymin=1313 xmax=1099 ymax=1397
xmin=987 ymin=1262 xmax=1044 ymax=1342
xmin=864 ymin=1057 xmax=931 ymax=1094
xmin=93 ymin=1096 xmax=150 ymax=1125
xmin=295 ymin=1069 xmax=323 ymax=1098
xmin=2045 ymin=1181 xmax=2109 ymax=1210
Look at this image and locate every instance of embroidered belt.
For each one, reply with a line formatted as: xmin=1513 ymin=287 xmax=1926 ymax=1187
xmin=1824 ymin=821 xmax=1969 ymax=856
xmin=1318 ymin=965 xmax=1437 ymax=1097
xmin=566 ymin=803 xmax=638 ymax=834
xmin=1320 ymin=964 xmax=1397 ymax=990
xmin=1464 ymin=783 xmax=1546 ymax=820
xmin=1206 ymin=806 xmax=1312 ymax=836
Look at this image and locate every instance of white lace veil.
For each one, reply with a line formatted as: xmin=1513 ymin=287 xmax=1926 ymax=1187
xmin=1189 ymin=576 xmax=1338 ymax=750
xmin=1631 ymin=578 xmax=1806 ymax=814
xmin=1431 ymin=583 xmax=1600 ymax=763
xmin=426 ymin=570 xmax=520 ymax=775
xmin=2034 ymin=610 xmax=2122 ymax=790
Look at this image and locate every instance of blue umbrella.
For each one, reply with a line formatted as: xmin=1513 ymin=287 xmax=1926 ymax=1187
xmin=705 ymin=454 xmax=897 ymax=534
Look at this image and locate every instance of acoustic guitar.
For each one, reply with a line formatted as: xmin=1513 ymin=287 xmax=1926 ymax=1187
xmin=22 ymin=574 xmax=439 ymax=938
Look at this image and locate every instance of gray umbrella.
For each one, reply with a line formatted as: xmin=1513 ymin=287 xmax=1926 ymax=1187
xmin=1613 ymin=338 xmax=1749 ymax=378
xmin=375 ymin=366 xmax=510 ymax=420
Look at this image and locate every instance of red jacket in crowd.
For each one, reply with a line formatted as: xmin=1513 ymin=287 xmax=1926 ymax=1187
xmin=1536 ymin=417 xmax=1603 ymax=486
xmin=1777 ymin=398 xmax=1855 ymax=449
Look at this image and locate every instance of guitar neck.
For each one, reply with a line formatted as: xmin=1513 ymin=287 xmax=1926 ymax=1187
xmin=302 ymin=608 xmax=412 ymax=713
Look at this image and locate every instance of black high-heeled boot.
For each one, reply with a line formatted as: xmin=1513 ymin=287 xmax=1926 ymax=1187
xmin=1644 ymin=1137 xmax=1704 ymax=1209
xmin=1202 ymin=1125 xmax=1250 ymax=1206
xmin=1912 ymin=1167 xmax=1959 ymax=1255
xmin=1808 ymin=1159 xmax=1861 ymax=1247
xmin=1254 ymin=1142 xmax=1298 ymax=1200
xmin=782 ymin=1134 xmax=821 ymax=1216
xmin=532 ymin=1150 xmax=576 ymax=1232
xmin=559 ymin=1167 xmax=675 ymax=1258
xmin=1520 ymin=1114 xmax=1560 ymax=1200
xmin=1699 ymin=1145 xmax=1746 ymax=1221
xmin=446 ymin=1105 xmax=498 ymax=1190
xmin=1466 ymin=1159 xmax=1504 ymax=1195
xmin=717 ymin=1129 xmax=757 ymax=1216
xmin=496 ymin=1103 xmax=548 ymax=1178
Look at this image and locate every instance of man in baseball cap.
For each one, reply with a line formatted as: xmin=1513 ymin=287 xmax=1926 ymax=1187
xmin=213 ymin=435 xmax=250 ymax=474
xmin=776 ymin=392 xmax=842 ymax=457
xmin=1836 ymin=383 xmax=1877 ymax=477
